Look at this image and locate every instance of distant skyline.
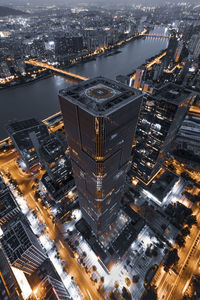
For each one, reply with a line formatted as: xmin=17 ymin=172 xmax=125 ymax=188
xmin=0 ymin=0 xmax=199 ymax=8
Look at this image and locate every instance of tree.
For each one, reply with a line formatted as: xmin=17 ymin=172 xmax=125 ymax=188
xmin=132 ymin=275 xmax=139 ymax=283
xmin=181 ymin=227 xmax=190 ymax=237
xmin=122 ymin=287 xmax=132 ymax=300
xmin=164 ymin=249 xmax=179 ymax=271
xmin=186 ymin=215 xmax=197 ymax=227
xmin=92 ymin=265 xmax=97 ymax=272
xmin=114 ymin=282 xmax=119 ymax=289
xmin=141 ymin=285 xmax=157 ymax=300
xmin=125 ymin=277 xmax=131 ymax=287
xmin=175 ymin=234 xmax=185 ymax=248
xmin=109 ymin=291 xmax=117 ymax=300
xmin=151 ymin=248 xmax=158 ymax=257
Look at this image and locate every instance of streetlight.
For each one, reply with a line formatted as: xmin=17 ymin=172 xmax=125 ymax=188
xmin=33 ymin=288 xmax=39 ymax=300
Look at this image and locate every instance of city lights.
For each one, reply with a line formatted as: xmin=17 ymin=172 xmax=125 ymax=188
xmin=0 ymin=2 xmax=200 ymax=300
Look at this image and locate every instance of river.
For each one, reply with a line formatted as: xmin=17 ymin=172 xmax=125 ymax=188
xmin=0 ymin=26 xmax=169 ymax=139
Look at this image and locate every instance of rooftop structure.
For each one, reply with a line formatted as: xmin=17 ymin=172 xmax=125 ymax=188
xmin=153 ymin=83 xmax=194 ymax=105
xmin=59 ymin=76 xmax=141 ymax=116
xmin=39 ymin=132 xmax=67 ymax=164
xmin=145 ymin=170 xmax=180 ymax=206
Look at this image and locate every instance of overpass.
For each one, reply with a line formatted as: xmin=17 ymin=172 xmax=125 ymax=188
xmin=24 ymin=59 xmax=88 ymax=81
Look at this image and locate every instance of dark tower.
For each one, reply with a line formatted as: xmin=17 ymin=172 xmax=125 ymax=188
xmin=59 ymin=77 xmax=142 ymax=235
xmin=130 ymin=83 xmax=196 ymax=185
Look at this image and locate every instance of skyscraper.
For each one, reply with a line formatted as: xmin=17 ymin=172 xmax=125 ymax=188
xmin=130 ymin=83 xmax=195 ymax=185
xmin=59 ymin=77 xmax=142 ymax=235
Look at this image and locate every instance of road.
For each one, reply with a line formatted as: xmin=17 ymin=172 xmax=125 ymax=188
xmin=154 ymin=204 xmax=200 ymax=300
xmin=0 ymin=150 xmax=103 ymax=300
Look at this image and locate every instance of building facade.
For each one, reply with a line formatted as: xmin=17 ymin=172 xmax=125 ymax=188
xmin=1 ymin=220 xmax=47 ymax=275
xmin=0 ymin=191 xmax=20 ymax=227
xmin=33 ymin=276 xmax=71 ymax=300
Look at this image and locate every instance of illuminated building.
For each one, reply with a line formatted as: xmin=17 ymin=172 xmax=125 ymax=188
xmin=1 ymin=219 xmax=47 ymax=275
xmin=59 ymin=77 xmax=142 ymax=235
xmin=133 ymin=68 xmax=145 ymax=89
xmin=130 ymin=83 xmax=195 ymax=185
xmin=33 ymin=276 xmax=71 ymax=300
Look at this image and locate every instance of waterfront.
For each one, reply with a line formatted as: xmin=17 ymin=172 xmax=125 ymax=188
xmin=0 ymin=26 xmax=168 ymax=139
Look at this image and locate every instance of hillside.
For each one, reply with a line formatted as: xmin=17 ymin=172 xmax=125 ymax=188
xmin=0 ymin=6 xmax=28 ymax=17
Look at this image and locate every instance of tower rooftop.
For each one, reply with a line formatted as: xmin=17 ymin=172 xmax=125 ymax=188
xmin=153 ymin=83 xmax=194 ymax=105
xmin=59 ymin=76 xmax=141 ymax=116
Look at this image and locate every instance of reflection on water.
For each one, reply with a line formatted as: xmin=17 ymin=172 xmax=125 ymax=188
xmin=0 ymin=26 xmax=168 ymax=139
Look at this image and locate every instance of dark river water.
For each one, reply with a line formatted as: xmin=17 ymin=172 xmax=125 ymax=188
xmin=0 ymin=26 xmax=169 ymax=139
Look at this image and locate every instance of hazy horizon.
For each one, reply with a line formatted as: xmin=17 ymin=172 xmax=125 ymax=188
xmin=0 ymin=0 xmax=199 ymax=8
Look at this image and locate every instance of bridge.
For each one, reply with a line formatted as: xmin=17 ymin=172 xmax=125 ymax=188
xmin=140 ymin=34 xmax=171 ymax=38
xmin=25 ymin=59 xmax=88 ymax=81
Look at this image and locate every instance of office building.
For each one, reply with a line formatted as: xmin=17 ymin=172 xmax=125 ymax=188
xmin=59 ymin=77 xmax=142 ymax=235
xmin=7 ymin=118 xmax=49 ymax=172
xmin=1 ymin=219 xmax=47 ymax=275
xmin=130 ymin=83 xmax=195 ymax=185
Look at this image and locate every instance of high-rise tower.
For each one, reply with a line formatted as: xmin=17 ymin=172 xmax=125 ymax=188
xmin=59 ymin=77 xmax=142 ymax=235
xmin=129 ymin=83 xmax=195 ymax=185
